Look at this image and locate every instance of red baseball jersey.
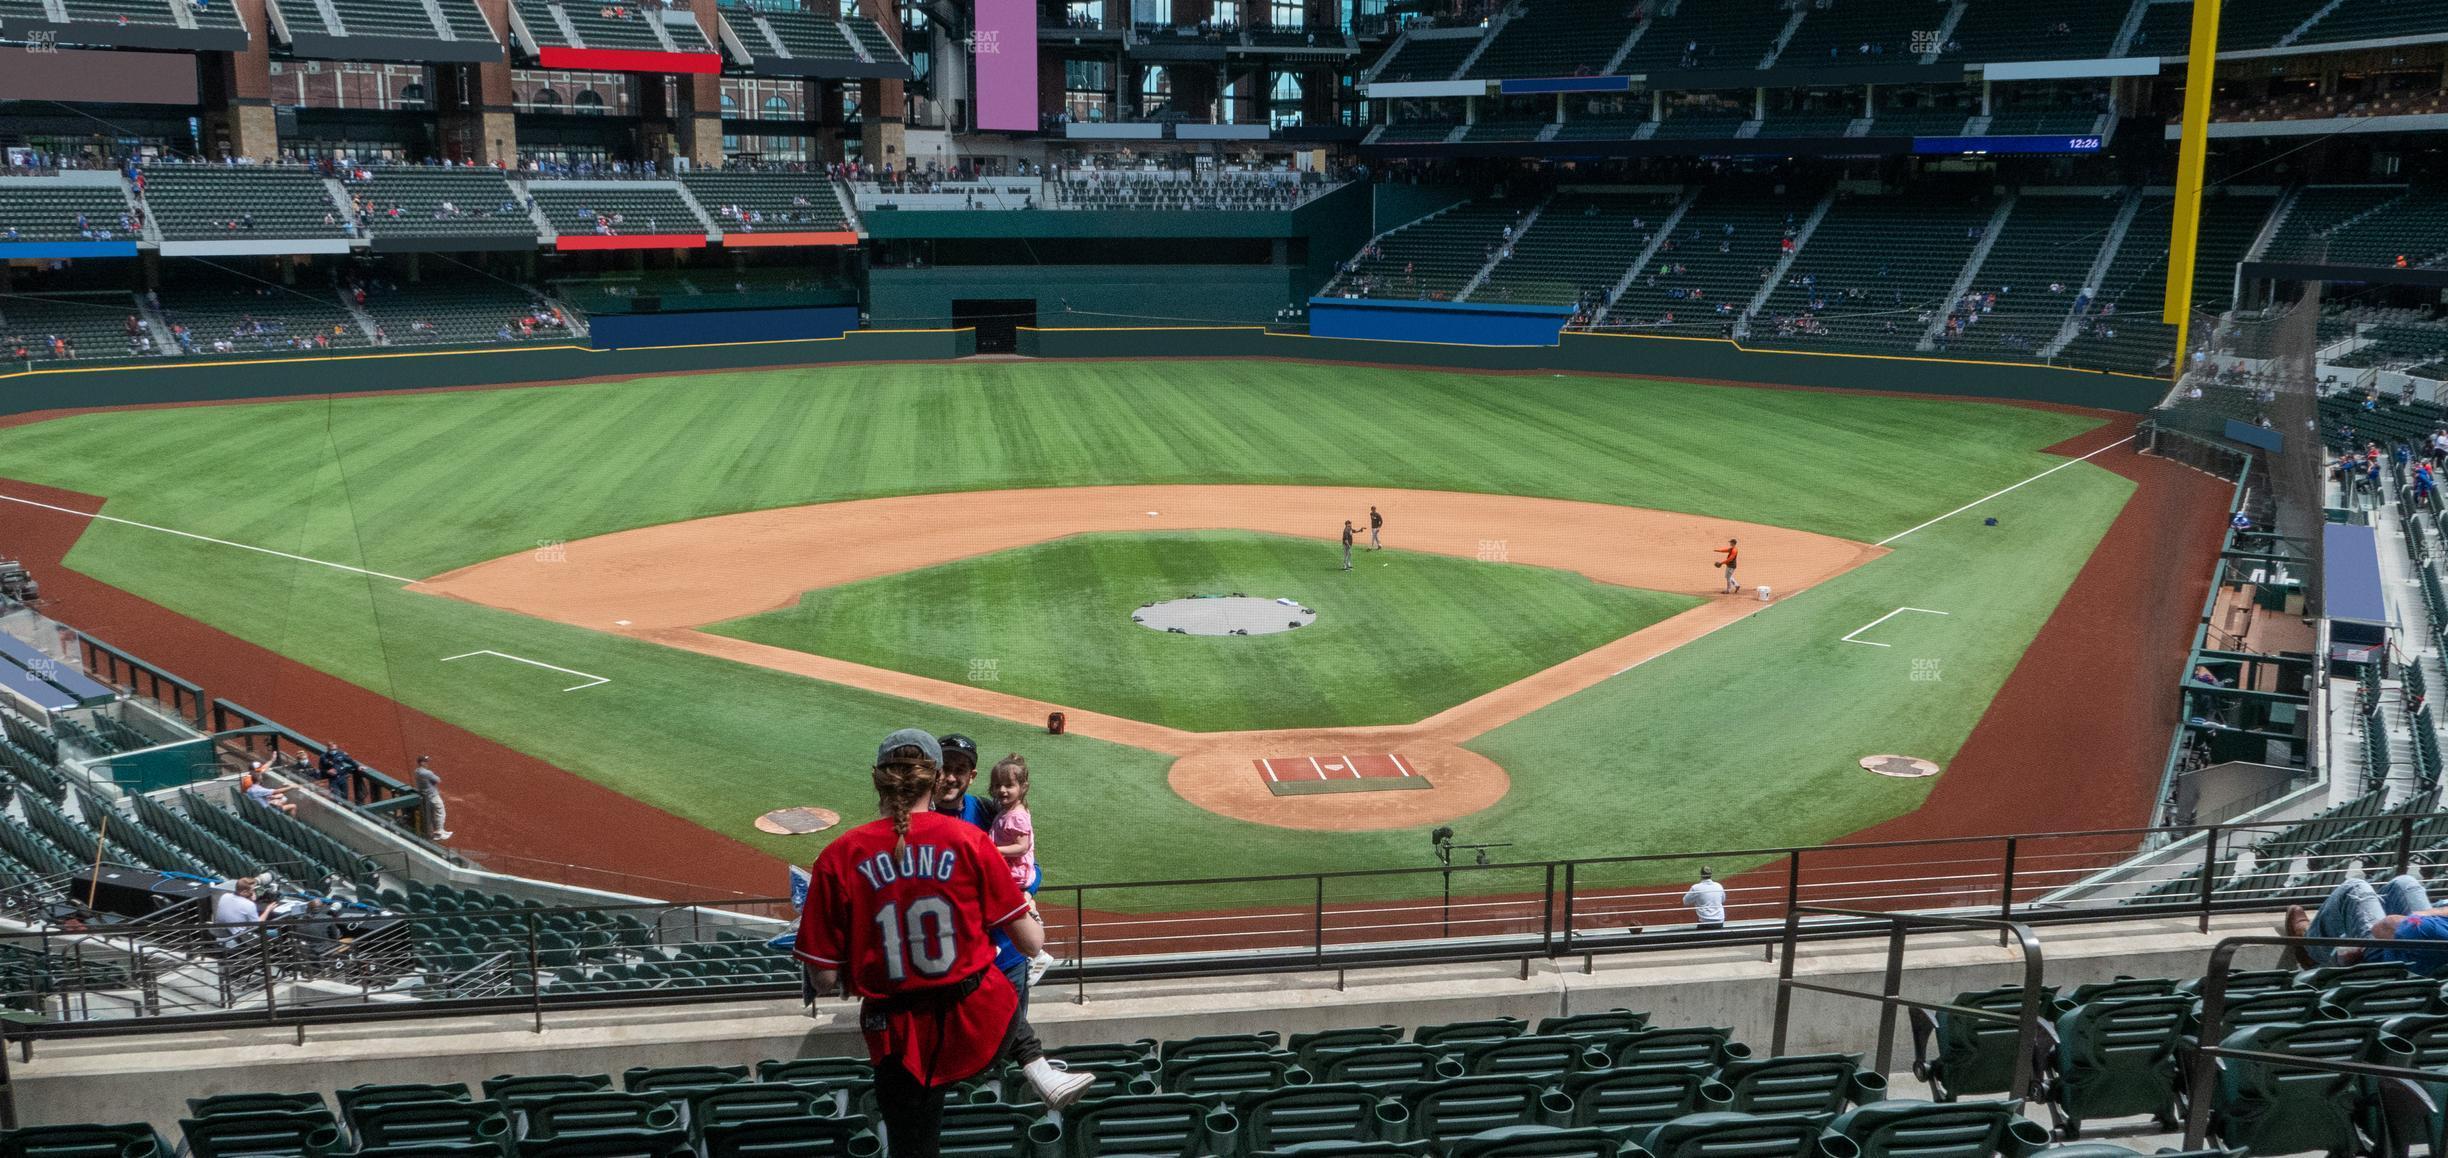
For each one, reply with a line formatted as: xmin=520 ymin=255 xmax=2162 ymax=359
xmin=797 ymin=811 xmax=1031 ymax=1085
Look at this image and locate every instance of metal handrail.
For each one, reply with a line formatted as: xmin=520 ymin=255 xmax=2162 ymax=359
xmin=2180 ymin=933 xmax=2448 ymax=1150
xmin=1771 ymin=904 xmax=2046 ymax=1093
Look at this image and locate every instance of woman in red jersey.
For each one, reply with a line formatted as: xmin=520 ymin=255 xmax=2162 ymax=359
xmin=796 ymin=729 xmax=1090 ymax=1156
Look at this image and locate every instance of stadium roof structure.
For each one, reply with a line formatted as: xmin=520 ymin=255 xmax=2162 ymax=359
xmin=0 ymin=0 xmax=250 ymax=53
xmin=263 ymin=0 xmax=503 ymax=64
xmin=717 ymin=5 xmax=914 ymax=80
xmin=506 ymin=0 xmax=723 ymax=74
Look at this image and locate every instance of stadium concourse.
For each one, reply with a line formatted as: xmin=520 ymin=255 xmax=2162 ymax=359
xmin=6 ymin=0 xmax=2448 ymax=1147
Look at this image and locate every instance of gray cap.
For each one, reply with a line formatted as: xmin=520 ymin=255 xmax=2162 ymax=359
xmin=875 ymin=728 xmax=943 ymax=766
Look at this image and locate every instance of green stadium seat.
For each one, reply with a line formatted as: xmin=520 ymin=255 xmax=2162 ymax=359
xmin=186 ymin=1093 xmax=331 ymax=1122
xmin=1911 ymin=987 xmax=2054 ymax=1102
xmin=1252 ymin=1144 xmax=1427 ymax=1158
xmin=1225 ymin=1084 xmax=1400 ymax=1154
xmin=1415 ymin=1017 xmax=1530 ymax=1050
xmin=2043 ymin=995 xmax=2189 ymax=1137
xmin=1159 ymin=1031 xmax=1281 ymax=1061
xmin=1000 ymin=1059 xmax=1152 ymax=1106
xmin=1826 ymin=1099 xmax=2049 ymax=1158
xmin=1536 ymin=1010 xmax=1650 ymax=1039
xmin=515 ymin=1129 xmax=691 ymax=1158
xmin=681 ymin=1085 xmax=830 ymax=1136
xmin=2052 ymin=979 xmax=2178 ymax=1011
xmin=1288 ymin=1027 xmax=1400 ymax=1068
xmin=348 ymin=1100 xmax=512 ymax=1150
xmin=1313 ymin=1043 xmax=1464 ymax=1090
xmin=697 ymin=1118 xmax=878 ymax=1158
xmin=519 ymin=1093 xmax=682 ymax=1140
xmin=1157 ymin=1050 xmax=1302 ymax=1099
xmin=1560 ymin=1062 xmax=1731 ymax=1135
xmin=934 ymin=1104 xmax=1048 ymax=1158
xmin=1397 ymin=1077 xmax=1567 ymax=1147
xmin=1452 ymin=1035 xmax=1607 ymax=1082
xmin=1444 ymin=1124 xmax=1635 ymax=1157
xmin=1716 ymin=1054 xmax=1884 ymax=1115
xmin=2325 ymin=978 xmax=2447 ymax=1019
xmin=1607 ymin=1026 xmax=1751 ymax=1069
xmin=1042 ymin=1041 xmax=1158 ymax=1071
xmin=2207 ymin=1018 xmax=2401 ymax=1158
xmin=178 ymin=1113 xmax=345 ymax=1158
xmin=0 ymin=1124 xmax=169 ymax=1158
xmin=620 ymin=1064 xmax=748 ymax=1094
xmin=756 ymin=1058 xmax=874 ymax=1085
xmin=1639 ymin=1112 xmax=1846 ymax=1158
xmin=2186 ymin=988 xmax=2335 ymax=1041
xmin=1053 ymin=1092 xmax=1218 ymax=1157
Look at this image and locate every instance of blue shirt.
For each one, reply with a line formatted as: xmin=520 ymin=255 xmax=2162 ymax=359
xmin=2370 ymin=915 xmax=2448 ymax=975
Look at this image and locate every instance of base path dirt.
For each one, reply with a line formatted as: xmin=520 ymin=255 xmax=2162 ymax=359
xmin=417 ymin=485 xmax=1883 ymax=831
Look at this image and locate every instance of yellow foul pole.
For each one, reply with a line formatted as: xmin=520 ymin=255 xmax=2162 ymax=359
xmin=2164 ymin=0 xmax=2223 ymax=375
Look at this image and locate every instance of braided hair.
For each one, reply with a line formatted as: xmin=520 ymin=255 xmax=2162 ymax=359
xmin=874 ymin=744 xmax=941 ymax=854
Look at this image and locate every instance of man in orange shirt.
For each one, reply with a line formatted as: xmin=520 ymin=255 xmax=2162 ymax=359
xmin=1714 ymin=538 xmax=1739 ymax=594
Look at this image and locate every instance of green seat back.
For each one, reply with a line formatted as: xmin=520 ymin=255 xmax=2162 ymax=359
xmin=1159 ymin=1051 xmax=1299 ymax=1099
xmin=1415 ymin=1018 xmax=1529 ymax=1050
xmin=937 ymin=1104 xmax=1045 ymax=1158
xmin=522 ymin=1093 xmax=683 ymax=1140
xmin=1444 ymin=1124 xmax=1632 ymax=1157
xmin=1826 ymin=1099 xmax=2045 ymax=1158
xmin=1926 ymin=987 xmax=2051 ymax=1101
xmin=1639 ymin=1112 xmax=1838 ymax=1158
xmin=683 ymin=1085 xmax=828 ymax=1134
xmin=1560 ymin=1063 xmax=1729 ymax=1134
xmin=514 ymin=1128 xmax=692 ymax=1158
xmin=1159 ymin=1032 xmax=1282 ymax=1062
xmin=1607 ymin=1026 xmax=1746 ymax=1070
xmin=2055 ymin=978 xmax=2178 ymax=1010
xmin=1003 ymin=1059 xmax=1154 ymax=1107
xmin=2051 ymin=995 xmax=2190 ymax=1129
xmin=1456 ymin=1035 xmax=1603 ymax=1082
xmin=1289 ymin=1027 xmax=1402 ymax=1071
xmin=2210 ymin=1018 xmax=2394 ymax=1157
xmin=186 ymin=1094 xmax=327 ymax=1122
xmin=0 ymin=1124 xmax=167 ymax=1158
xmin=2188 ymin=989 xmax=2333 ymax=1041
xmin=620 ymin=1065 xmax=749 ymax=1094
xmin=1718 ymin=1054 xmax=1881 ymax=1116
xmin=2296 ymin=962 xmax=2411 ymax=990
xmin=178 ymin=1113 xmax=344 ymax=1158
xmin=1536 ymin=1010 xmax=1651 ymax=1040
xmin=2180 ymin=969 xmax=2301 ymax=997
xmin=2326 ymin=978 xmax=2446 ymax=1019
xmin=1400 ymin=1077 xmax=1561 ymax=1146
xmin=1317 ymin=1044 xmax=1459 ymax=1090
xmin=338 ymin=1084 xmax=473 ymax=1133
xmin=1042 ymin=1041 xmax=1158 ymax=1071
xmin=698 ymin=1118 xmax=878 ymax=1158
xmin=481 ymin=1075 xmax=611 ymax=1107
xmin=1229 ymin=1084 xmax=1394 ymax=1153
xmin=351 ymin=1100 xmax=511 ymax=1150
xmin=1059 ymin=1092 xmax=1218 ymax=1158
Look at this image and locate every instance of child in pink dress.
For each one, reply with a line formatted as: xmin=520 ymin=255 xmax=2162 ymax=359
xmin=990 ymin=755 xmax=1057 ymax=983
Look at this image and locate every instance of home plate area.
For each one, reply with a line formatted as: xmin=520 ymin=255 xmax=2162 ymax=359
xmin=1254 ymin=752 xmax=1433 ymax=796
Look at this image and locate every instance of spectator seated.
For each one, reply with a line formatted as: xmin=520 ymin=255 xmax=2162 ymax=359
xmin=1475 ymin=192 xmax=1680 ymax=320
xmin=679 ymin=172 xmax=854 ymax=237
xmin=357 ymin=280 xmax=577 ymax=348
xmin=0 ymin=179 xmax=141 ymax=246
xmin=1754 ymin=191 xmax=1994 ymax=354
xmin=342 ymin=167 xmax=539 ymax=246
xmin=527 ymin=184 xmax=707 ymax=241
xmin=0 ymin=292 xmax=154 ymax=363
xmin=1948 ymin=193 xmax=2126 ymax=360
xmin=1463 ymin=0 xmax=1638 ymax=80
xmin=1606 ymin=186 xmax=1812 ymax=335
xmin=1330 ymin=197 xmax=1539 ymax=301
xmin=155 ymin=283 xmax=366 ymax=356
xmin=139 ymin=166 xmax=353 ymax=244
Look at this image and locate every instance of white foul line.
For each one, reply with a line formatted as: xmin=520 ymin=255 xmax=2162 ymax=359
xmin=441 ymin=650 xmax=610 ymax=692
xmin=1841 ymin=607 xmax=1951 ymax=648
xmin=1338 ymin=753 xmax=1360 ymax=779
xmin=0 ymin=491 xmax=418 ymax=584
xmin=1875 ymin=435 xmax=2135 ymax=547
xmin=1388 ymin=753 xmax=1417 ymax=779
xmin=1306 ymin=755 xmax=1328 ymax=781
xmin=1259 ymin=758 xmax=1280 ymax=784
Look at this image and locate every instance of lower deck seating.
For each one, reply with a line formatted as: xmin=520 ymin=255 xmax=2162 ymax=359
xmin=360 ymin=282 xmax=574 ymax=347
xmin=1608 ymin=187 xmax=1812 ymax=334
xmin=156 ymin=284 xmax=367 ymax=356
xmin=1333 ymin=198 xmax=1539 ymax=301
xmin=1949 ymin=194 xmax=2126 ymax=358
xmin=1475 ymin=192 xmax=1681 ymax=309
xmin=1752 ymin=192 xmax=1993 ymax=353
xmin=527 ymin=185 xmax=706 ymax=238
xmin=0 ymin=292 xmax=148 ymax=362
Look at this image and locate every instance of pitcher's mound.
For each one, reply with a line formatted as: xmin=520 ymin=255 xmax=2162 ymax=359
xmin=1134 ymin=595 xmax=1316 ymax=636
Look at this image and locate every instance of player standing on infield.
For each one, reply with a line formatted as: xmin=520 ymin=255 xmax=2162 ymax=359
xmin=796 ymin=729 xmax=1091 ymax=1155
xmin=1715 ymin=538 xmax=1739 ymax=594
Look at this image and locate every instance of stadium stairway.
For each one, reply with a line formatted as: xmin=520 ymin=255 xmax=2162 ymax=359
xmin=1457 ymin=197 xmax=1551 ymax=302
xmin=1590 ymin=190 xmax=1697 ymax=329
xmin=1917 ymin=196 xmax=2017 ymax=351
xmin=1734 ymin=189 xmax=1836 ymax=337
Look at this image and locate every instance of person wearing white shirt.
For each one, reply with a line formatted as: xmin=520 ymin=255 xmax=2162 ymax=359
xmin=1682 ymin=867 xmax=1727 ymax=930
xmin=212 ymin=877 xmax=263 ymax=950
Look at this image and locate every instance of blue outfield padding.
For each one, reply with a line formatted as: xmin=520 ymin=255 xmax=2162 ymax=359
xmin=588 ymin=305 xmax=861 ymax=350
xmin=1307 ymin=297 xmax=1576 ymax=347
xmin=0 ymin=241 xmax=140 ymax=260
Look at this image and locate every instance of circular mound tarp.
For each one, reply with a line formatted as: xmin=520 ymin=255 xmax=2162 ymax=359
xmin=1135 ymin=596 xmax=1317 ymax=636
xmin=1860 ymin=755 xmax=1942 ymax=779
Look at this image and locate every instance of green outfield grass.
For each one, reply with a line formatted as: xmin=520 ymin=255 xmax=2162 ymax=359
xmin=0 ymin=362 xmax=2127 ymax=899
xmin=709 ymin=531 xmax=1701 ymax=732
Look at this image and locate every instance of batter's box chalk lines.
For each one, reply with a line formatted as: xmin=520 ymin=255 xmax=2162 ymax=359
xmin=441 ymin=649 xmax=611 ymax=692
xmin=1841 ymin=607 xmax=1951 ymax=648
xmin=1875 ymin=434 xmax=2135 ymax=547
xmin=0 ymin=492 xmax=418 ymax=584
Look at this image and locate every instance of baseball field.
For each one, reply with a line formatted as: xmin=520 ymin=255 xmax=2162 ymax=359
xmin=0 ymin=359 xmax=2171 ymax=903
